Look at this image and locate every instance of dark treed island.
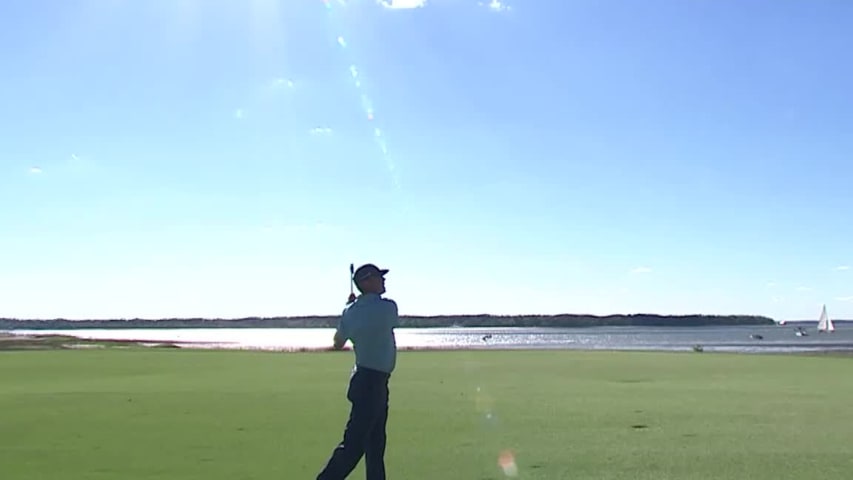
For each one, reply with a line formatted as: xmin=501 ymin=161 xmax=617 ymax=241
xmin=1 ymin=314 xmax=775 ymax=330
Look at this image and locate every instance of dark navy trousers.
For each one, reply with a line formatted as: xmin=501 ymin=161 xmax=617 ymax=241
xmin=317 ymin=367 xmax=391 ymax=480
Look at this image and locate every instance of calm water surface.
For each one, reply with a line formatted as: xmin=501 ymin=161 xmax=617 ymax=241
xmin=10 ymin=324 xmax=853 ymax=353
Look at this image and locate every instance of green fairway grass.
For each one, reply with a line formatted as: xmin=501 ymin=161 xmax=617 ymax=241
xmin=1 ymin=348 xmax=851 ymax=479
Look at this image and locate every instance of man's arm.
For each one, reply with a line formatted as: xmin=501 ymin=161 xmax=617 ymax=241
xmin=385 ymin=299 xmax=400 ymax=328
xmin=332 ymin=313 xmax=348 ymax=350
xmin=333 ymin=330 xmax=347 ymax=350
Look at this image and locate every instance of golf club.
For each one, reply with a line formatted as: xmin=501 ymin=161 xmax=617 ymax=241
xmin=348 ymin=263 xmax=356 ymax=304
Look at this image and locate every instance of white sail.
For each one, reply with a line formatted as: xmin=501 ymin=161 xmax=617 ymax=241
xmin=817 ymin=305 xmax=835 ymax=332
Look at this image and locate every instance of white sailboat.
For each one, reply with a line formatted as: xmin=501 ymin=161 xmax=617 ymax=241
xmin=817 ymin=304 xmax=835 ymax=333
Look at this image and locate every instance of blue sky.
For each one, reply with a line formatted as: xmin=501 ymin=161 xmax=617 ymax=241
xmin=1 ymin=0 xmax=851 ymax=321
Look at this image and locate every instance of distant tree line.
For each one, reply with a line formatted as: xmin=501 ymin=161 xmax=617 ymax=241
xmin=0 ymin=313 xmax=775 ymax=330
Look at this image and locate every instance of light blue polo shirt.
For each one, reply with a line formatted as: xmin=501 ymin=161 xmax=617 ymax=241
xmin=335 ymin=293 xmax=399 ymax=374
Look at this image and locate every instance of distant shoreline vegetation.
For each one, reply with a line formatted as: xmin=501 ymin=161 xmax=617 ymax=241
xmin=0 ymin=314 xmax=776 ymax=330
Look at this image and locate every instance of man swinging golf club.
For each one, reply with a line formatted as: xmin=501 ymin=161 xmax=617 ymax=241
xmin=316 ymin=263 xmax=399 ymax=480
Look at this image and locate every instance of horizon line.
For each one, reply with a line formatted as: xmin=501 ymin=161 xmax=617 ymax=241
xmin=2 ymin=312 xmax=780 ymax=321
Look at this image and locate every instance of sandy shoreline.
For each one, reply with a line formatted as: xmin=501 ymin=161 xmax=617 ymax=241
xmin=0 ymin=333 xmax=181 ymax=350
xmin=0 ymin=332 xmax=513 ymax=352
xmin=2 ymin=332 xmax=853 ymax=356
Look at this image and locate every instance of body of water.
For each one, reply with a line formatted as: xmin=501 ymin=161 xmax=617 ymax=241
xmin=9 ymin=323 xmax=853 ymax=354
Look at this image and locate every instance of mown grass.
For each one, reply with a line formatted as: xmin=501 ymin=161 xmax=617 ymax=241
xmin=1 ymin=348 xmax=851 ymax=479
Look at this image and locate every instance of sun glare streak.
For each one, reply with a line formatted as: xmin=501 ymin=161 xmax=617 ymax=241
xmin=323 ymin=0 xmax=401 ymax=190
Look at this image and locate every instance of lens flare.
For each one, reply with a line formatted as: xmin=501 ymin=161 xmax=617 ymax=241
xmin=475 ymin=386 xmax=494 ymax=414
xmin=498 ymin=449 xmax=518 ymax=477
xmin=475 ymin=385 xmax=499 ymax=429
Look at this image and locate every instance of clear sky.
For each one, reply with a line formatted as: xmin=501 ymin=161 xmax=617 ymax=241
xmin=1 ymin=0 xmax=851 ymax=321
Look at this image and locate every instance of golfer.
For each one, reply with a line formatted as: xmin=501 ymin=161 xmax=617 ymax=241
xmin=316 ymin=263 xmax=399 ymax=480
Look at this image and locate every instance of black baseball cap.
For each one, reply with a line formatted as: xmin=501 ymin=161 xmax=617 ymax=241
xmin=353 ymin=263 xmax=389 ymax=283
